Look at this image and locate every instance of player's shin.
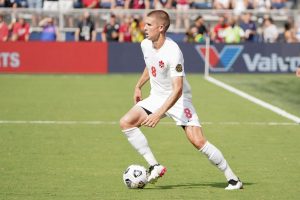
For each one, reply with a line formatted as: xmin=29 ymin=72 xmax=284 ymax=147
xmin=122 ymin=127 xmax=158 ymax=166
xmin=199 ymin=141 xmax=238 ymax=182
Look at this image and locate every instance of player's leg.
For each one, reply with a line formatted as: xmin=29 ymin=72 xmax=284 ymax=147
xmin=168 ymin=99 xmax=242 ymax=190
xmin=120 ymin=105 xmax=147 ymax=129
xmin=120 ymin=105 xmax=166 ymax=183
xmin=120 ymin=105 xmax=159 ymax=167
xmin=184 ymin=126 xmax=243 ymax=190
xmin=121 ymin=95 xmax=168 ymax=183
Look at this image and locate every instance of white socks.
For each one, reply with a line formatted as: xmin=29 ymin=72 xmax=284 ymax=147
xmin=122 ymin=127 xmax=158 ymax=166
xmin=123 ymin=128 xmax=238 ymax=181
xmin=200 ymin=141 xmax=238 ymax=181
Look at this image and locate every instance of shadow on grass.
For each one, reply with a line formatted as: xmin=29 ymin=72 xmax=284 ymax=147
xmin=145 ymin=182 xmax=255 ymax=190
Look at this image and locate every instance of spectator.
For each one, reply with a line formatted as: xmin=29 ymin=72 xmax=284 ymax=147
xmin=27 ymin=0 xmax=43 ymax=26
xmin=0 ymin=0 xmax=6 ymax=7
xmin=153 ymin=0 xmax=172 ymax=9
xmin=73 ymin=0 xmax=83 ymax=8
xmin=184 ymin=26 xmax=200 ymax=43
xmin=283 ymin=21 xmax=298 ymax=43
xmin=222 ymin=17 xmax=245 ymax=43
xmin=193 ymin=15 xmax=208 ymax=36
xmin=11 ymin=16 xmax=30 ymax=42
xmin=232 ymin=0 xmax=248 ymax=15
xmin=213 ymin=0 xmax=231 ymax=9
xmin=175 ymin=0 xmax=190 ymax=32
xmin=191 ymin=0 xmax=213 ymax=9
xmin=102 ymin=14 xmax=119 ymax=42
xmin=75 ymin=11 xmax=96 ymax=41
xmin=10 ymin=0 xmax=28 ymax=7
xmin=100 ymin=0 xmax=112 ymax=8
xmin=0 ymin=14 xmax=9 ymax=41
xmin=125 ymin=0 xmax=150 ymax=9
xmin=27 ymin=0 xmax=42 ymax=8
xmin=119 ymin=15 xmax=132 ymax=42
xmin=80 ymin=0 xmax=99 ymax=30
xmin=111 ymin=0 xmax=126 ymax=9
xmin=82 ymin=0 xmax=99 ymax=8
xmin=262 ymin=16 xmax=279 ymax=43
xmin=58 ymin=0 xmax=75 ymax=27
xmin=43 ymin=0 xmax=59 ymax=10
xmin=211 ymin=15 xmax=228 ymax=43
xmin=59 ymin=0 xmax=74 ymax=10
xmin=253 ymin=0 xmax=271 ymax=11
xmin=245 ymin=0 xmax=255 ymax=9
xmin=271 ymin=0 xmax=286 ymax=9
xmin=130 ymin=16 xmax=144 ymax=42
xmin=39 ymin=17 xmax=59 ymax=41
xmin=239 ymin=12 xmax=256 ymax=42
xmin=184 ymin=15 xmax=208 ymax=43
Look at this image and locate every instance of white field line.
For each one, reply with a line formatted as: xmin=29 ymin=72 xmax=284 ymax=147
xmin=0 ymin=120 xmax=298 ymax=126
xmin=205 ymin=76 xmax=300 ymax=124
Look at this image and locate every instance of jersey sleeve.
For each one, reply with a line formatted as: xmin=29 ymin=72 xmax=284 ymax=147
xmin=140 ymin=39 xmax=147 ymax=60
xmin=169 ymin=47 xmax=185 ymax=77
xmin=140 ymin=40 xmax=145 ymax=54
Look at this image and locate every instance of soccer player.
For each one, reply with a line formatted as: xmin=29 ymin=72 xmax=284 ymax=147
xmin=119 ymin=10 xmax=243 ymax=190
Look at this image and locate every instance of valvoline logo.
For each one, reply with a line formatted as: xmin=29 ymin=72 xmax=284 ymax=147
xmin=195 ymin=45 xmax=244 ymax=72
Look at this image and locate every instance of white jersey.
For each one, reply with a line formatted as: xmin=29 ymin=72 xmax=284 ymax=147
xmin=141 ymin=37 xmax=192 ymax=99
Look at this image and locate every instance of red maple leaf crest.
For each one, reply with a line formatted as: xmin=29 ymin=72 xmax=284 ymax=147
xmin=159 ymin=60 xmax=164 ymax=68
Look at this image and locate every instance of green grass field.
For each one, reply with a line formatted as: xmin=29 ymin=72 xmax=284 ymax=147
xmin=213 ymin=74 xmax=300 ymax=116
xmin=0 ymin=74 xmax=299 ymax=200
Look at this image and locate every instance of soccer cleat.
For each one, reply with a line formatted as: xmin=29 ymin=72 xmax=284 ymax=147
xmin=147 ymin=164 xmax=167 ymax=184
xmin=225 ymin=178 xmax=243 ymax=190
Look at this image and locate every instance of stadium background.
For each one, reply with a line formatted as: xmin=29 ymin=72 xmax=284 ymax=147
xmin=1 ymin=1 xmax=300 ymax=74
xmin=1 ymin=2 xmax=300 ymax=200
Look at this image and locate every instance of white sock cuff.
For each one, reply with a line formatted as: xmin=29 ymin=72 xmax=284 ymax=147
xmin=122 ymin=127 xmax=138 ymax=134
xmin=199 ymin=141 xmax=210 ymax=152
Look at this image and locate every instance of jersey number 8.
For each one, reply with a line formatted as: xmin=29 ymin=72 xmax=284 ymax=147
xmin=184 ymin=108 xmax=192 ymax=119
xmin=151 ymin=66 xmax=156 ymax=77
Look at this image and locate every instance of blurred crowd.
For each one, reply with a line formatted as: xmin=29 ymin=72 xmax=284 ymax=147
xmin=0 ymin=0 xmax=299 ymax=43
xmin=0 ymin=0 xmax=296 ymax=10
xmin=185 ymin=12 xmax=300 ymax=43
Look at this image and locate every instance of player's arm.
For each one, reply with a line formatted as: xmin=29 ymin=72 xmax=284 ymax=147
xmin=142 ymin=76 xmax=183 ymax=128
xmin=134 ymin=67 xmax=149 ymax=104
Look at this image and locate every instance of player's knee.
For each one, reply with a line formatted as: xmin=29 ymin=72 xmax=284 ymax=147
xmin=119 ymin=117 xmax=127 ymax=130
xmin=193 ymin=138 xmax=206 ymax=150
xmin=119 ymin=116 xmax=132 ymax=130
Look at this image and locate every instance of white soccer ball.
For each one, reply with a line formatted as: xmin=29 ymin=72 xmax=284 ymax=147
xmin=123 ymin=164 xmax=148 ymax=189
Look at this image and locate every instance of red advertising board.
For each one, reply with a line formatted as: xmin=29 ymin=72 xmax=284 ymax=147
xmin=0 ymin=42 xmax=108 ymax=74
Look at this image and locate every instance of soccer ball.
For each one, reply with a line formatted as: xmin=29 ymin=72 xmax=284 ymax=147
xmin=123 ymin=164 xmax=148 ymax=189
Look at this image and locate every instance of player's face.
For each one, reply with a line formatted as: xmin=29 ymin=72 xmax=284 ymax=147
xmin=144 ymin=16 xmax=162 ymax=41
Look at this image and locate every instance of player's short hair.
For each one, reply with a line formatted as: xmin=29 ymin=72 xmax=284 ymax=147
xmin=147 ymin=10 xmax=170 ymax=32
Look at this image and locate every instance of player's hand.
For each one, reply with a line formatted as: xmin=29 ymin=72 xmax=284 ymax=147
xmin=141 ymin=113 xmax=161 ymax=128
xmin=134 ymin=87 xmax=142 ymax=104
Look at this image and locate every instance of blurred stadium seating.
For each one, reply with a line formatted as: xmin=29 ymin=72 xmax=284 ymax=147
xmin=0 ymin=1 xmax=299 ymax=42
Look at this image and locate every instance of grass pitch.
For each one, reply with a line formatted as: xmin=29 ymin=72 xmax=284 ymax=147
xmin=0 ymin=74 xmax=299 ymax=200
xmin=213 ymin=74 xmax=300 ymax=116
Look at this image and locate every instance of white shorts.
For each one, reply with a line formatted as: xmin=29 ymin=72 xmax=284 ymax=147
xmin=136 ymin=95 xmax=201 ymax=127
